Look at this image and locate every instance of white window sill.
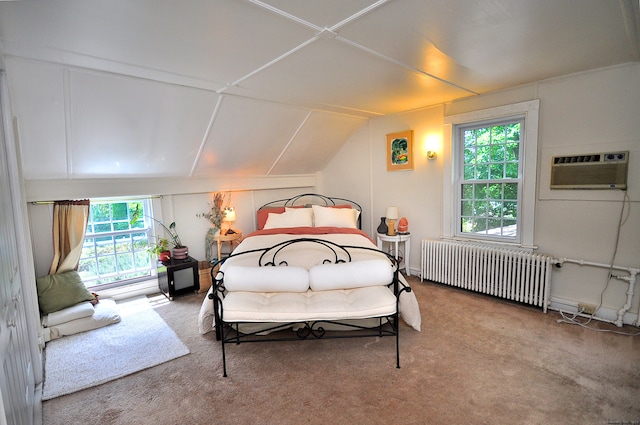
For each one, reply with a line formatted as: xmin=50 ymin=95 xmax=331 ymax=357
xmin=93 ymin=278 xmax=160 ymax=301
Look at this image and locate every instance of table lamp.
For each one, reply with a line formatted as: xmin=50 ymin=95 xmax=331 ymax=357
xmin=386 ymin=206 xmax=399 ymax=236
xmin=223 ymin=206 xmax=236 ymax=235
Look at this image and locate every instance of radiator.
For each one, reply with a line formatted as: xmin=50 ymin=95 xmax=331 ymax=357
xmin=421 ymin=240 xmax=552 ymax=312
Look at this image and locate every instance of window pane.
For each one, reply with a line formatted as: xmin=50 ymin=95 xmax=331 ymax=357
xmin=94 ymin=223 xmax=112 ymax=233
xmin=506 ymin=143 xmax=519 ymax=160
xmin=111 ymin=203 xmax=128 ymax=220
xmin=490 ymin=164 xmax=503 ymax=179
xmin=505 ymin=162 xmax=519 ymax=178
xmin=477 ymin=128 xmax=490 ymax=145
xmin=477 ymin=164 xmax=489 ymax=179
xmin=464 ymin=165 xmax=475 ymax=180
xmin=490 ymin=144 xmax=505 ymax=162
xmin=504 ymin=183 xmax=518 ymax=199
xmin=461 ymin=200 xmax=473 ymax=216
xmin=462 ymin=184 xmax=473 ymax=198
xmin=491 ymin=125 xmax=506 ymax=144
xmin=464 ymin=129 xmax=475 ymax=146
xmin=98 ymin=256 xmax=116 ymax=275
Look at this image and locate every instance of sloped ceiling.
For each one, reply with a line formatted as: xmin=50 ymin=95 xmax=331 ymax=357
xmin=0 ymin=0 xmax=638 ymax=181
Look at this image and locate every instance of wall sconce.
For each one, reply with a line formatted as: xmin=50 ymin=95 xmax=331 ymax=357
xmin=425 ymin=134 xmax=440 ymax=160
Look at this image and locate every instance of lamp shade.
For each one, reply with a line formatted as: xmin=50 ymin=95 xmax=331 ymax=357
xmin=223 ymin=207 xmax=236 ymax=222
xmin=385 ymin=206 xmax=399 ymax=220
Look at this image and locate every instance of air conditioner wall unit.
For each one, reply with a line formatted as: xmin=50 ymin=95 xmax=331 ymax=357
xmin=550 ymin=151 xmax=629 ymax=190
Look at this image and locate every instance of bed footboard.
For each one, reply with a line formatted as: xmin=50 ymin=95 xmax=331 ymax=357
xmin=208 ymin=238 xmax=411 ymax=377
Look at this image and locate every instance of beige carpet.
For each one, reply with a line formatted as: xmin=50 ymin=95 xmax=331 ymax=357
xmin=42 ymin=277 xmax=640 ymax=425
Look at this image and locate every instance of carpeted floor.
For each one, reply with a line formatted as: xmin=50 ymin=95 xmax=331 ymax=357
xmin=42 ymin=276 xmax=640 ymax=425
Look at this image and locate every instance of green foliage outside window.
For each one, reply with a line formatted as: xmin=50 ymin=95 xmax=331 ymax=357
xmin=79 ymin=200 xmax=153 ymax=287
xmin=460 ymin=122 xmax=521 ymax=237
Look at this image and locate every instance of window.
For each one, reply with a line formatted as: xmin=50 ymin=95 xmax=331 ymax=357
xmin=458 ymin=119 xmax=523 ymax=240
xmin=443 ymin=100 xmax=539 ymax=248
xmin=78 ymin=199 xmax=154 ymax=288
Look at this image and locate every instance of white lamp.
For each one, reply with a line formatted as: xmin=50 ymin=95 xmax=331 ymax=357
xmin=223 ymin=206 xmax=236 ymax=235
xmin=386 ymin=206 xmax=399 ymax=236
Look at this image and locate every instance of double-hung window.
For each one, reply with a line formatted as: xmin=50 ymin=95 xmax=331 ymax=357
xmin=79 ymin=199 xmax=154 ymax=288
xmin=443 ymin=100 xmax=539 ymax=248
xmin=458 ymin=119 xmax=523 ymax=240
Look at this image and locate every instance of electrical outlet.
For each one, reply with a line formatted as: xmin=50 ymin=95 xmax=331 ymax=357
xmin=578 ymin=302 xmax=597 ymax=315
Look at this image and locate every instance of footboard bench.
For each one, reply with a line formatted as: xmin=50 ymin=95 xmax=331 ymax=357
xmin=209 ymin=238 xmax=411 ymax=377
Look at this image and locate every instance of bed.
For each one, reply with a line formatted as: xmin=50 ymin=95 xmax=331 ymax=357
xmin=198 ymin=194 xmax=421 ymax=376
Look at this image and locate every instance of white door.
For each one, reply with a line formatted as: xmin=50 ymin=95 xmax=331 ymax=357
xmin=0 ymin=79 xmax=34 ymax=425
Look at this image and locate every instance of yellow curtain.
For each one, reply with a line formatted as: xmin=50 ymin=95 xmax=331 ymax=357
xmin=49 ymin=200 xmax=90 ymax=275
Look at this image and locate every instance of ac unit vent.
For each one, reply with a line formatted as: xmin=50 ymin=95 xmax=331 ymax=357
xmin=550 ymin=151 xmax=628 ymax=190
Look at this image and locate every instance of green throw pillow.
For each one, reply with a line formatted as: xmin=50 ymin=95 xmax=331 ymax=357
xmin=36 ymin=270 xmax=96 ymax=314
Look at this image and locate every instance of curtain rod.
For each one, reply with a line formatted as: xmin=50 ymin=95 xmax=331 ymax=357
xmin=31 ymin=195 xmax=163 ymax=205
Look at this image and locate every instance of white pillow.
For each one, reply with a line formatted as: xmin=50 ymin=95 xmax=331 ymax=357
xmin=224 ymin=265 xmax=310 ymax=292
xmin=46 ymin=299 xmax=121 ymax=340
xmin=263 ymin=208 xmax=313 ymax=229
xmin=309 ymin=260 xmax=393 ymax=291
xmin=312 ymin=205 xmax=360 ymax=229
xmin=42 ymin=301 xmax=95 ymax=327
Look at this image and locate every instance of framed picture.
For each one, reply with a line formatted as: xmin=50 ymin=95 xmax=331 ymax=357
xmin=386 ymin=130 xmax=413 ymax=171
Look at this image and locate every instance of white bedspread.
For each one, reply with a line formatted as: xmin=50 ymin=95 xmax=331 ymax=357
xmin=198 ymin=231 xmax=421 ymax=334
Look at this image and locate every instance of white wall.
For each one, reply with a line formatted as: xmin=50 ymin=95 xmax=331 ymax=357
xmin=321 ymin=62 xmax=640 ymax=324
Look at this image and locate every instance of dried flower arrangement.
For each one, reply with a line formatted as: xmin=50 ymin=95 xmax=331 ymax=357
xmin=197 ymin=192 xmax=229 ymax=261
xmin=197 ymin=192 xmax=226 ymax=231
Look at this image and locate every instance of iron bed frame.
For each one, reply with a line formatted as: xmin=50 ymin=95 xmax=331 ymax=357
xmin=209 ymin=237 xmax=412 ymax=377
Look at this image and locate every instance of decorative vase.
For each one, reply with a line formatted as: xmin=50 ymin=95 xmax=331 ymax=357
xmin=171 ymin=246 xmax=189 ymax=260
xmin=159 ymin=251 xmax=171 ymax=262
xmin=377 ymin=217 xmax=388 ymax=234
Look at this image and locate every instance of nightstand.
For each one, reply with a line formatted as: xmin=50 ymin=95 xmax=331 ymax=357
xmin=376 ymin=233 xmax=411 ymax=276
xmin=214 ymin=230 xmax=243 ymax=260
xmin=157 ymin=256 xmax=200 ymax=300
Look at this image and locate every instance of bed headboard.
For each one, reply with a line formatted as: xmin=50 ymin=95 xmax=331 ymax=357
xmin=258 ymin=193 xmax=363 ymax=229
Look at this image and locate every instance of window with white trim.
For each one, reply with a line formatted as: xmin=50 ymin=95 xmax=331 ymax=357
xmin=458 ymin=118 xmax=523 ymax=241
xmin=443 ymin=100 xmax=539 ymax=248
xmin=79 ymin=199 xmax=154 ymax=288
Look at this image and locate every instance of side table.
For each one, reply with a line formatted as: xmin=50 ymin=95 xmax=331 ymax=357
xmin=376 ymin=233 xmax=411 ymax=276
xmin=214 ymin=230 xmax=243 ymax=260
xmin=157 ymin=256 xmax=199 ymax=300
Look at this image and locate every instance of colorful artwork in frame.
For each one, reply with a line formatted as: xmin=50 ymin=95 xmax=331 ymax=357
xmin=386 ymin=130 xmax=413 ymax=171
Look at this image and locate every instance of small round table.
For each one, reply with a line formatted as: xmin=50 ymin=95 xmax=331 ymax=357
xmin=214 ymin=230 xmax=243 ymax=260
xmin=376 ymin=233 xmax=411 ymax=276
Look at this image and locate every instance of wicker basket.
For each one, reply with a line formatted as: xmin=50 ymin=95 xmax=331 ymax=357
xmin=198 ymin=261 xmax=213 ymax=293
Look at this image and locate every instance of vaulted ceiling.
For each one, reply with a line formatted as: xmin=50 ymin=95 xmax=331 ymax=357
xmin=0 ymin=0 xmax=638 ymax=181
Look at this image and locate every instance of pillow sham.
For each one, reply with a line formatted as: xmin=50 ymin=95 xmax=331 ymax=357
xmin=263 ymin=207 xmax=313 ymax=229
xmin=311 ymin=205 xmax=360 ymax=229
xmin=36 ymin=270 xmax=96 ymax=314
xmin=257 ymin=207 xmax=285 ymax=230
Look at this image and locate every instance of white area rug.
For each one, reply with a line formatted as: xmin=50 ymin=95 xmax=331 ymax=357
xmin=42 ymin=297 xmax=190 ymax=400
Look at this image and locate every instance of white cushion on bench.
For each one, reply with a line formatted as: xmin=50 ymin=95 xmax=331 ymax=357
xmin=308 ymin=259 xmax=393 ymax=291
xmin=224 ymin=265 xmax=309 ymax=292
xmin=221 ymin=286 xmax=397 ymax=322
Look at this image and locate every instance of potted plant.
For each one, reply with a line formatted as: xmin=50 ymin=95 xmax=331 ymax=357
xmin=131 ymin=206 xmax=189 ymax=260
xmin=148 ymin=237 xmax=171 ymax=262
